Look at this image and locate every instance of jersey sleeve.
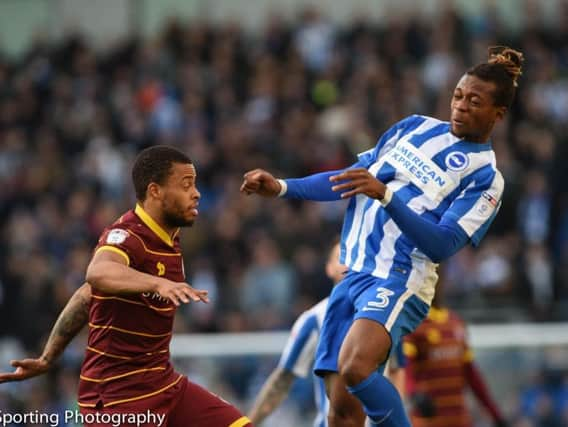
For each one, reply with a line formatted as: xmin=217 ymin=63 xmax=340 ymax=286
xmin=357 ymin=115 xmax=427 ymax=167
xmin=439 ymin=167 xmax=504 ymax=247
xmin=278 ymin=312 xmax=319 ymax=378
xmin=94 ymin=226 xmax=143 ymax=267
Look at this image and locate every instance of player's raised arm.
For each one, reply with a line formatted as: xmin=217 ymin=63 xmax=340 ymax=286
xmin=86 ymin=249 xmax=209 ymax=306
xmin=0 ymin=283 xmax=91 ymax=383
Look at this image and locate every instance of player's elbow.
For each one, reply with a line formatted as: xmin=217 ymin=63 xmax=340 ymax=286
xmin=77 ymin=282 xmax=92 ymax=302
xmin=423 ymin=245 xmax=461 ymax=263
xmin=423 ymin=227 xmax=468 ymax=263
xmin=85 ymin=262 xmax=108 ymax=291
xmin=419 ymin=245 xmax=447 ymax=263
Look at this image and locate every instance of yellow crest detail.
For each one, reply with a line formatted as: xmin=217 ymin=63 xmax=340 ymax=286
xmin=157 ymin=261 xmax=166 ymax=276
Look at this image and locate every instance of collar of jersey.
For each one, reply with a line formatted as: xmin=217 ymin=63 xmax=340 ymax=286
xmin=428 ymin=307 xmax=449 ymax=323
xmin=455 ymin=138 xmax=493 ymax=152
xmin=447 ymin=127 xmax=493 ymax=151
xmin=134 ymin=204 xmax=177 ymax=247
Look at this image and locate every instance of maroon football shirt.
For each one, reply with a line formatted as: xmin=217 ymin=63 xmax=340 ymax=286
xmin=78 ymin=204 xmax=186 ymax=408
xmin=404 ymin=308 xmax=474 ymax=427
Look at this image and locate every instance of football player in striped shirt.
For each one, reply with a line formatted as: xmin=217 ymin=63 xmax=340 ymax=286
xmin=241 ymin=47 xmax=523 ymax=427
xmin=1 ymin=146 xmax=253 ymax=427
xmin=403 ymin=271 xmax=507 ymax=427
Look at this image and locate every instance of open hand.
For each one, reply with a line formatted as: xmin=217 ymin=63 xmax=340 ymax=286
xmin=156 ymin=280 xmax=209 ymax=306
xmin=0 ymin=358 xmax=51 ymax=383
xmin=240 ymin=169 xmax=281 ymax=197
xmin=330 ymin=168 xmax=387 ymax=199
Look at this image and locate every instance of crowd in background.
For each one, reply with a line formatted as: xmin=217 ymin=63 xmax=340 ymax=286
xmin=1 ymin=1 xmax=568 ymax=425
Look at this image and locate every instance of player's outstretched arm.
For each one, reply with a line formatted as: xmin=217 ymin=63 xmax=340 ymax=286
xmin=86 ymin=250 xmax=209 ymax=306
xmin=0 ymin=283 xmax=91 ymax=383
xmin=241 ymin=166 xmax=356 ymax=201
xmin=465 ymin=362 xmax=508 ymax=427
xmin=248 ymin=367 xmax=296 ymax=425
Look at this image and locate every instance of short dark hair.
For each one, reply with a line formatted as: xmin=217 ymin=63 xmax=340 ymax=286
xmin=132 ymin=145 xmax=192 ymax=201
xmin=467 ymin=46 xmax=524 ymax=108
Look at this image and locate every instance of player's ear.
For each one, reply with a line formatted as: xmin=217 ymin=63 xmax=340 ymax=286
xmin=495 ymin=105 xmax=507 ymax=122
xmin=147 ymin=182 xmax=162 ymax=200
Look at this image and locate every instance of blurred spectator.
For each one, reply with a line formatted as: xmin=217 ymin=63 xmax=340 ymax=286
xmin=294 ymin=7 xmax=335 ymax=72
xmin=240 ymin=235 xmax=296 ymax=326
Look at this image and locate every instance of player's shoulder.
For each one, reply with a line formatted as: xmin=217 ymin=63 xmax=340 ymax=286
xmin=101 ymin=210 xmax=139 ymax=234
xmin=310 ymin=297 xmax=329 ymax=325
xmin=390 ymin=115 xmax=450 ymax=142
xmin=487 ymin=167 xmax=505 ymax=197
xmin=309 ymin=297 xmax=329 ymax=316
xmin=492 ymin=167 xmax=504 ymax=189
xmin=446 ymin=309 xmax=467 ymax=327
xmin=444 ymin=310 xmax=469 ymax=341
xmin=408 ymin=114 xmax=446 ymax=126
xmin=469 ymin=159 xmax=505 ymax=195
xmin=299 ymin=297 xmax=328 ymax=317
xmin=106 ymin=210 xmax=140 ymax=229
xmin=292 ymin=298 xmax=328 ymax=331
xmin=395 ymin=114 xmax=444 ymax=131
xmin=97 ymin=210 xmax=143 ymax=246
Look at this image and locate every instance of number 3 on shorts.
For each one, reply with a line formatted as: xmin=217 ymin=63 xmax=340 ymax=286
xmin=371 ymin=287 xmax=395 ymax=308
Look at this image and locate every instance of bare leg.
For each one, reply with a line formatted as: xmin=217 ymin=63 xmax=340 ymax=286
xmin=338 ymin=318 xmax=391 ymax=386
xmin=338 ymin=318 xmax=410 ymax=426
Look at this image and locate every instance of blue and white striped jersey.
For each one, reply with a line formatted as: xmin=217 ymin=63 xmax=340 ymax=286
xmin=341 ymin=114 xmax=504 ymax=303
xmin=279 ymin=298 xmax=329 ymax=427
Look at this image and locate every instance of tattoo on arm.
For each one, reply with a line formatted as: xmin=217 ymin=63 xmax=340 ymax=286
xmin=40 ymin=284 xmax=91 ymax=365
xmin=249 ymin=368 xmax=296 ymax=424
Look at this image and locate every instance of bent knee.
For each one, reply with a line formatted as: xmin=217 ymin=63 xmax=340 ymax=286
xmin=339 ymin=356 xmax=373 ymax=387
xmin=339 ymin=338 xmax=391 ymax=386
xmin=339 ymin=344 xmax=390 ymax=387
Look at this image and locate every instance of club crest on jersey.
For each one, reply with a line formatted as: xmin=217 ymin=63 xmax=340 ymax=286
xmin=157 ymin=261 xmax=166 ymax=276
xmin=106 ymin=229 xmax=128 ymax=244
xmin=445 ymin=152 xmax=469 ymax=171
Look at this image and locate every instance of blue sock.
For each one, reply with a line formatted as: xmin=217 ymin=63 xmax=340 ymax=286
xmin=347 ymin=371 xmax=410 ymax=427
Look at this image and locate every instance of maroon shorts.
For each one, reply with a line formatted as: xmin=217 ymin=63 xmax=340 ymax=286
xmin=79 ymin=376 xmax=253 ymax=427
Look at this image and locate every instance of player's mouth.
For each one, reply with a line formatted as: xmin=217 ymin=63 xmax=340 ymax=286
xmin=188 ymin=205 xmax=199 ymax=217
xmin=451 ymin=118 xmax=468 ymax=131
xmin=452 ymin=117 xmax=465 ymax=126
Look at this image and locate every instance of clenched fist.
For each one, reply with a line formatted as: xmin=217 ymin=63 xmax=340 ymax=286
xmin=240 ymin=169 xmax=282 ymax=197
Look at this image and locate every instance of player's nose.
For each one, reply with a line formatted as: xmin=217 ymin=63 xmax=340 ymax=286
xmin=453 ymin=98 xmax=468 ymax=112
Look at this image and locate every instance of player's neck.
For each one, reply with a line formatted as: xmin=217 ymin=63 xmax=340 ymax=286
xmin=138 ymin=202 xmax=177 ymax=239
